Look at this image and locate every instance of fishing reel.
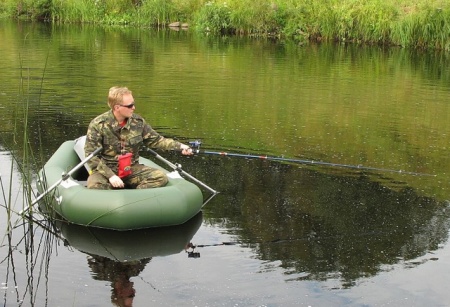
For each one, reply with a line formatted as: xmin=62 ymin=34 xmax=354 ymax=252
xmin=189 ymin=140 xmax=202 ymax=152
xmin=187 ymin=251 xmax=201 ymax=258
xmin=185 ymin=242 xmax=201 ymax=258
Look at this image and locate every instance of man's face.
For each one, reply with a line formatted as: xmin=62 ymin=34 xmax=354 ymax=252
xmin=117 ymin=93 xmax=136 ymax=118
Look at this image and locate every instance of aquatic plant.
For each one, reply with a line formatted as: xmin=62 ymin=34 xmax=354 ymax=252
xmin=50 ymin=0 xmax=102 ymax=23
xmin=391 ymin=3 xmax=450 ymax=50
xmin=0 ymin=57 xmax=63 ymax=306
xmin=139 ymin=0 xmax=175 ymax=27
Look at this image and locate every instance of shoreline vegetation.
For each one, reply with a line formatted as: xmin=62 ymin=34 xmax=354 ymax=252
xmin=1 ymin=0 xmax=450 ymax=50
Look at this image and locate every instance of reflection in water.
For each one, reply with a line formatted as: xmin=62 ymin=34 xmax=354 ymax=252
xmin=1 ymin=216 xmax=61 ymax=306
xmin=1 ymin=210 xmax=202 ymax=306
xmin=87 ymin=255 xmax=147 ymax=307
xmin=57 ymin=212 xmax=203 ymax=305
xmin=190 ymin=156 xmax=450 ymax=287
xmin=2 ymin=20 xmax=450 ymax=304
xmin=57 ymin=211 xmax=203 ymax=261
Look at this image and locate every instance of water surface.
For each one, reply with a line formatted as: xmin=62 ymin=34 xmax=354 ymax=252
xmin=1 ymin=20 xmax=450 ymax=306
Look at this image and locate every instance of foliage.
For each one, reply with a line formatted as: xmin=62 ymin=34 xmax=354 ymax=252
xmin=51 ymin=0 xmax=101 ymax=23
xmin=139 ymin=0 xmax=174 ymax=26
xmin=227 ymin=0 xmax=282 ymax=35
xmin=1 ymin=0 xmax=450 ymax=50
xmin=391 ymin=3 xmax=450 ymax=50
xmin=194 ymin=1 xmax=232 ymax=34
xmin=2 ymin=0 xmax=53 ymax=20
xmin=171 ymin=0 xmax=203 ymax=23
xmin=306 ymin=0 xmax=399 ymax=44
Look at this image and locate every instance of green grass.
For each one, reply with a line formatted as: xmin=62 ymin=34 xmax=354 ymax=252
xmin=1 ymin=0 xmax=450 ymax=50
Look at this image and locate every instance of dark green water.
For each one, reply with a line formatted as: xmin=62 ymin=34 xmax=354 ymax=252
xmin=1 ymin=20 xmax=450 ymax=306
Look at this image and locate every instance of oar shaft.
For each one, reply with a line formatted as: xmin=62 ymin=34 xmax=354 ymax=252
xmin=196 ymin=150 xmax=434 ymax=177
xmin=21 ymin=147 xmax=102 ymax=215
xmin=147 ymin=149 xmax=218 ymax=195
xmin=30 ymin=177 xmax=64 ymax=206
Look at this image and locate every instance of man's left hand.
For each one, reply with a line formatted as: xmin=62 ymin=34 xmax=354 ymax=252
xmin=180 ymin=144 xmax=193 ymax=155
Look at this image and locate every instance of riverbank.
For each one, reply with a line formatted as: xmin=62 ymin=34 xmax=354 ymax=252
xmin=1 ymin=0 xmax=449 ymax=50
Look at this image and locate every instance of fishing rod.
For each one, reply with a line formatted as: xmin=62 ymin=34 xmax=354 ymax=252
xmin=188 ymin=141 xmax=435 ymax=177
xmin=185 ymin=241 xmax=238 ymax=258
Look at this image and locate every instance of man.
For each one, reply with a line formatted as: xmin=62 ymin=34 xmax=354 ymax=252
xmin=84 ymin=86 xmax=192 ymax=190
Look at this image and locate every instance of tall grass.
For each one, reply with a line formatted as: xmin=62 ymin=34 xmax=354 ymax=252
xmin=309 ymin=0 xmax=398 ymax=44
xmin=391 ymin=3 xmax=450 ymax=49
xmin=0 ymin=156 xmax=14 ymax=233
xmin=139 ymin=0 xmax=175 ymax=27
xmin=0 ymin=51 xmax=61 ymax=306
xmin=0 ymin=51 xmax=50 ymax=229
xmin=51 ymin=0 xmax=102 ymax=23
xmin=1 ymin=0 xmax=450 ymax=50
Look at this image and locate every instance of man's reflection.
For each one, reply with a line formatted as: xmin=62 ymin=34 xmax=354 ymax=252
xmin=87 ymin=254 xmax=151 ymax=307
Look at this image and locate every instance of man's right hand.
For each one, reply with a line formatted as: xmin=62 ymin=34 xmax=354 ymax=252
xmin=109 ymin=175 xmax=124 ymax=188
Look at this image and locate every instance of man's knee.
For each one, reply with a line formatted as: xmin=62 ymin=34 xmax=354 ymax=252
xmin=87 ymin=182 xmax=112 ymax=190
xmin=136 ymin=169 xmax=168 ymax=189
xmin=87 ymin=173 xmax=112 ymax=190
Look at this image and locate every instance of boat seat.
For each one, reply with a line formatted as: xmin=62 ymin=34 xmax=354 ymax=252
xmin=73 ymin=135 xmax=92 ymax=174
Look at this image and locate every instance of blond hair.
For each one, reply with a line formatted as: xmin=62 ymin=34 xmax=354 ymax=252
xmin=108 ymin=86 xmax=132 ymax=109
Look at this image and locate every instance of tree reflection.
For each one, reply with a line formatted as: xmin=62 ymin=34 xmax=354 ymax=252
xmin=191 ymin=156 xmax=450 ymax=287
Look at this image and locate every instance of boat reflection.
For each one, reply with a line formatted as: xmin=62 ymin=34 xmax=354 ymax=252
xmin=55 ymin=212 xmax=203 ymax=307
xmin=56 ymin=211 xmax=203 ymax=262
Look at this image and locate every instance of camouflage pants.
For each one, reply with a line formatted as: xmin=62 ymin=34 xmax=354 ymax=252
xmin=87 ymin=164 xmax=168 ymax=190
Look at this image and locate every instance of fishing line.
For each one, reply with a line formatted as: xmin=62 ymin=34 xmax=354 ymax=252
xmin=189 ymin=141 xmax=435 ymax=177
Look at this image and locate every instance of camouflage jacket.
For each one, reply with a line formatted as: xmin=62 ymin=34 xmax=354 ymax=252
xmin=84 ymin=110 xmax=181 ymax=179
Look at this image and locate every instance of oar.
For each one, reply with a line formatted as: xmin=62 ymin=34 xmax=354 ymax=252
xmin=20 ymin=147 xmax=102 ymax=215
xmin=188 ymin=142 xmax=434 ymax=177
xmin=146 ymin=148 xmax=218 ymax=195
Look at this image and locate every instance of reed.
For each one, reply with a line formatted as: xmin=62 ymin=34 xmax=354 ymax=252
xmin=51 ymin=0 xmax=102 ymax=23
xmin=16 ymin=55 xmax=46 ymax=217
xmin=0 ymin=53 xmax=62 ymax=306
xmin=0 ymin=59 xmax=31 ymax=233
xmin=391 ymin=3 xmax=450 ymax=49
xmin=0 ymin=53 xmax=50 ymax=234
xmin=313 ymin=0 xmax=398 ymax=44
xmin=139 ymin=0 xmax=175 ymax=27
xmin=0 ymin=158 xmax=14 ymax=233
xmin=226 ymin=0 xmax=279 ymax=35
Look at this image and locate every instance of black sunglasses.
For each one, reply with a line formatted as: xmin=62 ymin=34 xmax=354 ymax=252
xmin=119 ymin=103 xmax=135 ymax=109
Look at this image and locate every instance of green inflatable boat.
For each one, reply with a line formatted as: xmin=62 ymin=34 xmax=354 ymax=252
xmin=36 ymin=139 xmax=205 ymax=231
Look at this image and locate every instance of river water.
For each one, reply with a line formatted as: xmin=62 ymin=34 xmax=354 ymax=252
xmin=1 ymin=20 xmax=450 ymax=306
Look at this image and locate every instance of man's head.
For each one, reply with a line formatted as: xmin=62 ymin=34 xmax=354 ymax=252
xmin=108 ymin=86 xmax=133 ymax=109
xmin=109 ymin=86 xmax=136 ymax=121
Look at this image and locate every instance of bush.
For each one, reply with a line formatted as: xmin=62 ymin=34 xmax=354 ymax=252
xmin=9 ymin=0 xmax=52 ymax=20
xmin=195 ymin=1 xmax=232 ymax=34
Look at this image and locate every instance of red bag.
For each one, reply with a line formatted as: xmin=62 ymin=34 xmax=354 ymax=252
xmin=118 ymin=153 xmax=132 ymax=178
